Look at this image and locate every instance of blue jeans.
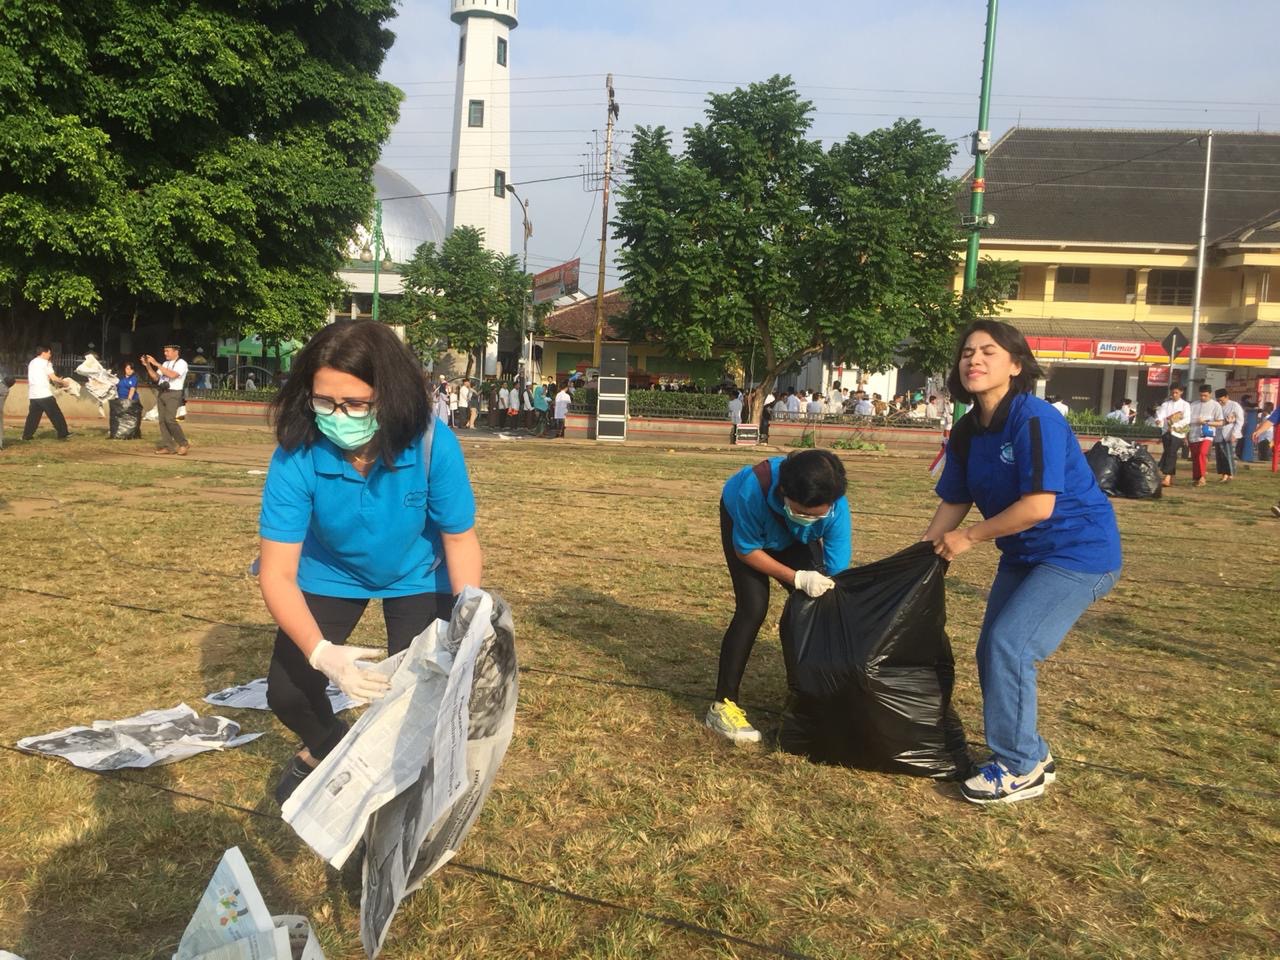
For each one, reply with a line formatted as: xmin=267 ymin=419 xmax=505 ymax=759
xmin=977 ymin=562 xmax=1120 ymax=774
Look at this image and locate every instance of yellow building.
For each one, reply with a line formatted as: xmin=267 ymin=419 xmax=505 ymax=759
xmin=960 ymin=128 xmax=1280 ymax=413
xmin=539 ymin=289 xmax=727 ymax=386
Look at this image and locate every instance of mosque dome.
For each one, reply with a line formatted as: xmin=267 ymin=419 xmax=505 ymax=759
xmin=347 ymin=164 xmax=447 ymax=264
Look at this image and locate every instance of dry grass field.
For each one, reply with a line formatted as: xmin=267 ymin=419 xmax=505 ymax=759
xmin=0 ymin=420 xmax=1277 ymax=959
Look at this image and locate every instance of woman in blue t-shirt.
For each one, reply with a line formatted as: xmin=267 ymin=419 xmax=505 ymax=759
xmin=258 ymin=320 xmax=483 ymax=805
xmin=923 ymin=320 xmax=1121 ymax=805
xmin=710 ymin=450 xmax=852 ymax=744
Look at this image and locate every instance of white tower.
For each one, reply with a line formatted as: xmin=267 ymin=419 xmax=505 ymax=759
xmin=447 ymin=1 xmax=517 ymax=375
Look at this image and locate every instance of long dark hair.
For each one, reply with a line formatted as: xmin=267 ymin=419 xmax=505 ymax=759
xmin=271 ymin=320 xmax=430 ymax=464
xmin=945 ymin=319 xmax=1044 ymax=404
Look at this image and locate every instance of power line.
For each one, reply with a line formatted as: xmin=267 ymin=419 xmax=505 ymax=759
xmin=376 ymin=171 xmax=584 ymax=202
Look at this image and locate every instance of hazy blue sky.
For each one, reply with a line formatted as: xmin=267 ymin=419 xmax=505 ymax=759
xmin=378 ymin=0 xmax=1280 ymax=292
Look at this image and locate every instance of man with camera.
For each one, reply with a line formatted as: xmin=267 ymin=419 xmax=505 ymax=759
xmin=140 ymin=344 xmax=189 ymax=455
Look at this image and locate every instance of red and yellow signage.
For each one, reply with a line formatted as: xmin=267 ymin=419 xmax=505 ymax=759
xmin=1027 ymin=336 xmax=1273 ymax=368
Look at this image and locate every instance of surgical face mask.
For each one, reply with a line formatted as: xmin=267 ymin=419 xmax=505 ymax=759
xmin=315 ymin=411 xmax=380 ymax=450
xmin=783 ymin=502 xmax=829 ymax=527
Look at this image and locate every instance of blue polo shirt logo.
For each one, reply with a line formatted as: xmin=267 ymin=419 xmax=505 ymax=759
xmin=404 ymin=490 xmax=427 ymax=508
xmin=999 ymin=442 xmax=1015 ymax=464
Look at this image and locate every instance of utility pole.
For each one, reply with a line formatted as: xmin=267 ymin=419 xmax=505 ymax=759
xmin=506 ymin=184 xmax=533 ymax=385
xmin=1186 ymin=131 xmax=1213 ymax=392
xmin=963 ymin=0 xmax=999 ymax=291
xmin=591 ymin=74 xmax=619 ymax=369
xmin=363 ymin=199 xmax=390 ymax=323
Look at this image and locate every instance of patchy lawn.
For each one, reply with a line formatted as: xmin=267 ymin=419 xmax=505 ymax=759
xmin=0 ymin=423 xmax=1276 ymax=959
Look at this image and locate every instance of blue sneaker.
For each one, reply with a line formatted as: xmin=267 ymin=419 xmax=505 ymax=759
xmin=960 ymin=758 xmax=1047 ymax=805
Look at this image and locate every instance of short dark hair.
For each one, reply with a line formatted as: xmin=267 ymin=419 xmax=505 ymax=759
xmin=1199 ymin=383 xmax=1212 ymax=394
xmin=164 ymin=343 xmax=181 ymax=352
xmin=34 ymin=345 xmax=50 ymax=355
xmin=946 ymin=319 xmax=1044 ymax=404
xmin=271 ymin=320 xmax=430 ymax=464
xmin=1215 ymin=388 xmax=1228 ymax=399
xmin=777 ymin=449 xmax=847 ymax=507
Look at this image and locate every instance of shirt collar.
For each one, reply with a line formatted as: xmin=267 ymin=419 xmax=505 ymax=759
xmin=312 ymin=431 xmax=419 ymax=476
xmin=971 ymin=389 xmax=1019 ymax=435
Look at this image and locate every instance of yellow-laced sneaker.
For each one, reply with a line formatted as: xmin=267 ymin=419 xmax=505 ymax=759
xmin=705 ymin=698 xmax=761 ymax=744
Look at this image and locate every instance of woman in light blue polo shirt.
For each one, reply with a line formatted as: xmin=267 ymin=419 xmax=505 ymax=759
xmin=258 ymin=320 xmax=482 ymax=805
xmin=923 ymin=319 xmax=1121 ymax=805
xmin=709 ymin=450 xmax=852 ymax=744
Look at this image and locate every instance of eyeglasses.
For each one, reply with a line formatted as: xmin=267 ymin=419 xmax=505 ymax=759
xmin=309 ymin=395 xmax=375 ymax=419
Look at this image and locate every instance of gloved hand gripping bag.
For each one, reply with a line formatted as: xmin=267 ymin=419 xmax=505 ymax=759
xmin=779 ymin=541 xmax=969 ymax=779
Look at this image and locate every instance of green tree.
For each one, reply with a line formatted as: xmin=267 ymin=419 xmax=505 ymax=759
xmin=391 ymin=225 xmax=545 ymax=374
xmin=0 ymin=0 xmax=402 ymax=346
xmin=614 ymin=75 xmax=1012 ymax=422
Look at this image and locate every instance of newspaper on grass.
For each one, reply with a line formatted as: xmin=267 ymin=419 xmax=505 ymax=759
xmin=16 ymin=704 xmax=260 ymax=771
xmin=280 ymin=588 xmax=518 ymax=959
xmin=205 ymin=678 xmax=362 ymax=714
xmin=173 ymin=846 xmax=324 ymax=960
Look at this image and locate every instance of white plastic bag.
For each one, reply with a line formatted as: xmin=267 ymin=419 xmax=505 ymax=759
xmin=144 ymin=406 xmax=159 ymax=422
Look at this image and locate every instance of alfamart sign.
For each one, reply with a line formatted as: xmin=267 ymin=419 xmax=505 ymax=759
xmin=1092 ymin=341 xmax=1144 ymax=360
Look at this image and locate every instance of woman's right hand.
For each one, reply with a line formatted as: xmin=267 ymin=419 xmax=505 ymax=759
xmin=308 ymin=640 xmax=391 ymax=701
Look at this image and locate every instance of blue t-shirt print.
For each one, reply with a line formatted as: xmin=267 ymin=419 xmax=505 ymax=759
xmin=935 ymin=391 xmax=1121 ymax=574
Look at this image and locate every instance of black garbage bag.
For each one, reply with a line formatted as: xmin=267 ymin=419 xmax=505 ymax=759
xmin=1086 ymin=441 xmax=1119 ymax=495
xmin=109 ymin=398 xmax=143 ymax=440
xmin=779 ymin=541 xmax=969 ymax=780
xmin=1117 ymin=445 xmax=1163 ymax=499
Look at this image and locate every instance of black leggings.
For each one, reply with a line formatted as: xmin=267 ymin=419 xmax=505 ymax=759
xmin=715 ymin=501 xmax=819 ymax=702
xmin=267 ymin=591 xmax=453 ymax=758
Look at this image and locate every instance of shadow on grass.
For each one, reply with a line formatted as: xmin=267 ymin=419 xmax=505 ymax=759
xmin=522 ymin=585 xmax=801 ymax=738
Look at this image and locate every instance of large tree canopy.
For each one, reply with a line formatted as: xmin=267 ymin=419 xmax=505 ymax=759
xmin=390 ymin=225 xmax=544 ymax=374
xmin=0 ymin=0 xmax=402 ymax=344
xmin=614 ymin=76 xmax=1012 ymax=418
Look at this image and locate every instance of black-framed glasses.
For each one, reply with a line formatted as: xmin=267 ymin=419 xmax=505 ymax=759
xmin=309 ymin=395 xmax=375 ymax=419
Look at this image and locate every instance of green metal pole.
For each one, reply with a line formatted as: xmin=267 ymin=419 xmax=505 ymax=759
xmin=372 ymin=199 xmax=383 ymax=323
xmin=963 ymin=0 xmax=999 ymax=291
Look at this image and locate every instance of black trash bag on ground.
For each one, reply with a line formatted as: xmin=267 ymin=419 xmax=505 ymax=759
xmin=109 ymin=398 xmax=142 ymax=439
xmin=1086 ymin=442 xmax=1119 ymax=495
xmin=1117 ymin=445 xmax=1163 ymax=499
xmin=779 ymin=541 xmax=969 ymax=779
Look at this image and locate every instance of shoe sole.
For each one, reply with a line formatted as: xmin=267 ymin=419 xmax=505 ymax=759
xmin=704 ymin=717 xmax=761 ymax=744
xmin=961 ymin=781 xmax=1046 ymax=805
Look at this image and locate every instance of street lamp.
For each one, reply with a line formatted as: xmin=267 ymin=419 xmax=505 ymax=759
xmin=361 ymin=199 xmax=392 ymax=322
xmin=505 ymin=184 xmax=533 ymax=387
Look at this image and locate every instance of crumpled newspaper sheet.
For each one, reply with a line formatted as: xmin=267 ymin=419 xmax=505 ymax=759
xmin=16 ymin=704 xmax=260 ymax=771
xmin=205 ymin=677 xmax=363 ymax=714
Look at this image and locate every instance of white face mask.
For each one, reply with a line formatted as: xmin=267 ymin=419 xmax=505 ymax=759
xmin=783 ymin=502 xmax=830 ymax=527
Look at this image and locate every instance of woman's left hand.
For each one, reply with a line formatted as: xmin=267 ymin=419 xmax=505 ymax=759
xmin=932 ymin=529 xmax=974 ymax=561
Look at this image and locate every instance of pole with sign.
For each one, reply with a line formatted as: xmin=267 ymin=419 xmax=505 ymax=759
xmin=1161 ymin=327 xmax=1187 ymax=399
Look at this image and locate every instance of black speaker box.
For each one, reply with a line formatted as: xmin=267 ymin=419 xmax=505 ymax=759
xmin=600 ymin=344 xmax=628 ymax=376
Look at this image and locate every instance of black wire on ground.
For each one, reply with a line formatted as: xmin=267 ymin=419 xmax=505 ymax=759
xmin=0 ymin=744 xmax=818 ymax=960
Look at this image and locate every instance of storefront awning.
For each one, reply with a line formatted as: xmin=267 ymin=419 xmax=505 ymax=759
xmin=1009 ymin=318 xmax=1278 ymax=368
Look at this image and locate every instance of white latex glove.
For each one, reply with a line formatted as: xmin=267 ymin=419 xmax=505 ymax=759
xmin=794 ymin=570 xmax=835 ymax=598
xmin=308 ymin=640 xmax=391 ymax=702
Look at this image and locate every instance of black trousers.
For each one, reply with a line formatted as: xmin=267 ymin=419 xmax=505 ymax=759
xmin=267 ymin=591 xmax=454 ymax=759
xmin=1213 ymin=440 xmax=1235 ymax=476
xmin=715 ymin=501 xmax=820 ymax=702
xmin=1159 ymin=432 xmax=1182 ymax=476
xmin=22 ymin=397 xmax=69 ymax=439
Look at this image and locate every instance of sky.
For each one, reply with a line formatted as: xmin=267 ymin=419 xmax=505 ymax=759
xmin=376 ymin=0 xmax=1280 ymax=295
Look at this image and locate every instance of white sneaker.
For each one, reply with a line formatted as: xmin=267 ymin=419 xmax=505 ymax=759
xmin=705 ymin=699 xmax=761 ymax=744
xmin=960 ymin=758 xmax=1048 ymax=804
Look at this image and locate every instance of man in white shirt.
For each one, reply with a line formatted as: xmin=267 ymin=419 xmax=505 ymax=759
xmin=140 ymin=344 xmax=189 ymax=455
xmin=22 ymin=345 xmax=73 ymax=441
xmin=552 ymin=382 xmax=571 ymax=438
xmin=853 ymin=392 xmax=874 ymax=417
xmin=1186 ymin=384 xmax=1223 ymax=487
xmin=806 ymin=393 xmax=825 ymax=418
xmin=1214 ymin=388 xmax=1243 ymax=482
xmin=1104 ymin=400 xmax=1128 ymax=423
xmin=727 ymin=389 xmax=743 ymax=425
xmin=785 ymin=389 xmax=801 ymax=419
xmin=1155 ymin=386 xmax=1192 ymax=486
xmin=1049 ymin=395 xmax=1070 ymax=417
